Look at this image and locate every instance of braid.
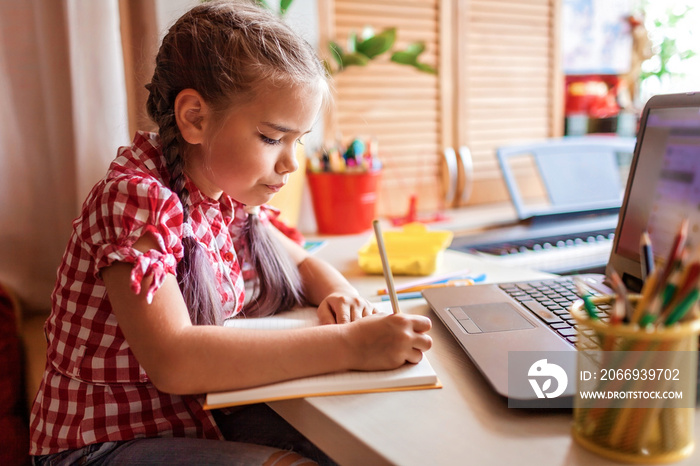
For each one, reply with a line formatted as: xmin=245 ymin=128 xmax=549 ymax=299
xmin=241 ymin=214 xmax=305 ymax=317
xmin=147 ymin=71 xmax=223 ymax=326
xmin=160 ymin=126 xmax=187 ymax=214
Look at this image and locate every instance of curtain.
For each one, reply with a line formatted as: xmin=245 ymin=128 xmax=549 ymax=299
xmin=0 ymin=0 xmax=130 ymax=313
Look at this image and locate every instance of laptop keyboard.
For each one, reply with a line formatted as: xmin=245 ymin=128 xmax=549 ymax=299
xmin=498 ymin=276 xmax=610 ymax=346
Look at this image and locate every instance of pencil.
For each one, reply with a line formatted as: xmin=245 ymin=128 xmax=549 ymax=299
xmin=631 ymin=266 xmax=660 ymax=324
xmin=386 ymin=278 xmax=475 ymax=294
xmin=608 ymin=269 xmax=627 ymax=324
xmin=372 ymin=220 xmax=401 ymax=314
xmin=381 ymin=291 xmax=423 ymax=301
xmin=640 ymin=231 xmax=654 ymax=281
xmin=658 ymin=218 xmax=689 ymax=288
xmin=377 ymin=270 xmax=484 ymax=295
xmin=664 ymin=288 xmax=699 ymax=326
xmin=574 ymin=277 xmax=598 ymax=320
xmin=659 ymin=246 xmax=700 ymax=321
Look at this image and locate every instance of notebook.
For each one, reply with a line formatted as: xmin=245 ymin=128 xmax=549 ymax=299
xmin=204 ymin=304 xmax=440 ymax=409
xmin=423 ymin=92 xmax=700 ymax=403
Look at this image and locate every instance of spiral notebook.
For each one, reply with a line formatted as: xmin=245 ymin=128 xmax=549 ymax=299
xmin=204 ymin=304 xmax=440 ymax=409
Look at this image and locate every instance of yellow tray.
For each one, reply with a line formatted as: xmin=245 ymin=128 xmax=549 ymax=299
xmin=358 ymin=223 xmax=454 ymax=276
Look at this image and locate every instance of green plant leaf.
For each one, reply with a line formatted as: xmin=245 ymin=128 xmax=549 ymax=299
xmin=339 ymin=52 xmax=370 ymax=67
xmin=356 ymin=28 xmax=396 ymax=59
xmin=390 ymin=51 xmax=418 ymax=65
xmin=390 ymin=52 xmax=437 ymax=74
xmin=280 ymin=0 xmax=294 ymax=15
xmin=391 ymin=42 xmax=429 ymax=64
xmin=414 ymin=63 xmax=437 ymax=74
xmin=329 ymin=41 xmax=345 ymax=67
xmin=360 ymin=25 xmax=375 ymax=41
xmin=328 ymin=39 xmax=369 ymax=71
xmin=322 ymin=59 xmax=334 ymax=76
xmin=404 ymin=42 xmax=426 ymax=56
xmin=347 ymin=31 xmax=357 ymax=53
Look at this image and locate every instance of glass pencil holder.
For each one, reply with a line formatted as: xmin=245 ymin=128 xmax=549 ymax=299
xmin=570 ymin=295 xmax=700 ymax=464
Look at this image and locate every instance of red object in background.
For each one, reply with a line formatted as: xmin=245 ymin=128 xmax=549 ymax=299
xmin=565 ymin=75 xmax=620 ymax=119
xmin=0 ymin=284 xmax=30 ymax=466
xmin=307 ymin=171 xmax=381 ymax=235
xmin=389 ymin=194 xmax=449 ymax=227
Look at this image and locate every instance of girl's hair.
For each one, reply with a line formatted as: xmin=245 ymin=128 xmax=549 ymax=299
xmin=145 ymin=0 xmax=330 ymax=324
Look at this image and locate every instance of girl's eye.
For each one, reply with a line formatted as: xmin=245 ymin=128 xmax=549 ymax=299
xmin=259 ymin=134 xmax=281 ymax=146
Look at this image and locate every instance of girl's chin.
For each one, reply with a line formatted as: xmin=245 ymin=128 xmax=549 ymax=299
xmin=234 ymin=192 xmax=275 ymax=207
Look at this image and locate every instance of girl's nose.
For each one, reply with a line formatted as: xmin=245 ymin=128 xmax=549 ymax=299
xmin=277 ymin=143 xmax=300 ymax=174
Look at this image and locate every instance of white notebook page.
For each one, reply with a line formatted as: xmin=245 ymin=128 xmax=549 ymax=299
xmin=205 ymin=303 xmax=439 ymax=408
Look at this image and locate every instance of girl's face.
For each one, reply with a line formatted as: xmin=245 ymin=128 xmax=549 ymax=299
xmin=188 ymin=82 xmax=323 ymax=206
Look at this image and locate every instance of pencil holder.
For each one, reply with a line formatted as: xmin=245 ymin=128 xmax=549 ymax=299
xmin=570 ymin=295 xmax=700 ymax=464
xmin=307 ymin=171 xmax=381 ymax=235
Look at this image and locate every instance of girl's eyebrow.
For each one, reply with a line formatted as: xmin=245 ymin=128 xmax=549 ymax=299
xmin=261 ymin=121 xmax=312 ymax=135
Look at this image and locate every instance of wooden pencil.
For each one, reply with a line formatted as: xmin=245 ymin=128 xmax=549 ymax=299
xmin=372 ymin=220 xmax=401 ymax=314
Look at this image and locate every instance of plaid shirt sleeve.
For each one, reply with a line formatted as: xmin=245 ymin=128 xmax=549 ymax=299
xmin=85 ymin=175 xmax=184 ymax=302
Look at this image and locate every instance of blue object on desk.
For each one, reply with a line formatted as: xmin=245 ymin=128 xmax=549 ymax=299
xmin=432 ymin=273 xmax=486 ymax=285
xmin=380 ymin=274 xmax=487 ymax=301
xmin=381 ymin=291 xmax=423 ymax=301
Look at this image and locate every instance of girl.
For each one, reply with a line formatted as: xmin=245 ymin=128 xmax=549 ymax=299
xmin=29 ymin=1 xmax=432 ymax=464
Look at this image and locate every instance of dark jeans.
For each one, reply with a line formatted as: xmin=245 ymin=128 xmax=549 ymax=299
xmin=33 ymin=404 xmax=335 ymax=465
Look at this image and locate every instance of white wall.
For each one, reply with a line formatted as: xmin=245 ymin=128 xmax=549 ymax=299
xmin=155 ymin=0 xmax=318 ymax=46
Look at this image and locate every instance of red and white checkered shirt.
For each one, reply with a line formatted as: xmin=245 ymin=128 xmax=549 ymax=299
xmin=29 ymin=131 xmax=287 ymax=455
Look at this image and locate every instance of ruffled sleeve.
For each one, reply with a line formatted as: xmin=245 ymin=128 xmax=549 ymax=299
xmin=77 ymin=175 xmax=184 ymax=303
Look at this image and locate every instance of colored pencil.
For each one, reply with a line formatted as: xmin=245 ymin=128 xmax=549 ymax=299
xmin=657 ymin=218 xmax=689 ymax=290
xmin=640 ymin=230 xmax=655 ymax=281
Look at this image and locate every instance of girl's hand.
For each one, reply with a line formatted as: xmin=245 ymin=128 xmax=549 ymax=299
xmin=317 ymin=292 xmax=377 ymax=325
xmin=344 ymin=313 xmax=433 ymax=370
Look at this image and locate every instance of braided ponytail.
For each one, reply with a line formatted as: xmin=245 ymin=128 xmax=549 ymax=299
xmin=145 ymin=0 xmax=330 ymax=322
xmin=241 ymin=212 xmax=305 ymax=317
xmin=146 ymin=82 xmax=224 ymax=326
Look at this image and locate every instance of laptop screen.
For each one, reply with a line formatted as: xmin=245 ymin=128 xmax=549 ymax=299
xmin=608 ymin=92 xmax=700 ymax=291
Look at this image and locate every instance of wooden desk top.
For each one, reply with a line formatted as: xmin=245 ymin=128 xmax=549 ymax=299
xmin=268 ymin=232 xmax=700 ymax=465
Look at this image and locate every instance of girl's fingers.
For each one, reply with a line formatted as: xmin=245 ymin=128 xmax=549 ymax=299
xmin=405 ymin=348 xmax=425 ymax=364
xmin=325 ymin=295 xmax=377 ymax=323
xmin=350 ymin=306 xmax=363 ymax=322
xmin=411 ymin=315 xmax=433 ymax=332
xmin=317 ymin=305 xmax=338 ymax=325
xmin=334 ymin=302 xmax=352 ymax=324
xmin=414 ymin=333 xmax=433 ymax=352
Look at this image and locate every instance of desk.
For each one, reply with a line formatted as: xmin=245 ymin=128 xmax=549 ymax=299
xmin=268 ymin=232 xmax=700 ymax=465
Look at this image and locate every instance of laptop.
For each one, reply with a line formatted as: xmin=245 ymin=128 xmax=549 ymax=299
xmin=423 ymin=92 xmax=700 ymax=403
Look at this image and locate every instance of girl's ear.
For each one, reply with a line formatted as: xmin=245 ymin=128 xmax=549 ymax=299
xmin=174 ymin=89 xmax=210 ymax=145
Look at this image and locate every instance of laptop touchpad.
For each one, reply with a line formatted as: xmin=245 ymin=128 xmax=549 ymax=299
xmin=449 ymin=303 xmax=535 ymax=334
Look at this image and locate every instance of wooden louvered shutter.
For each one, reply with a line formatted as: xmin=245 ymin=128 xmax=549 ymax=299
xmin=455 ymin=0 xmax=564 ymax=205
xmin=318 ymin=0 xmax=449 ymax=216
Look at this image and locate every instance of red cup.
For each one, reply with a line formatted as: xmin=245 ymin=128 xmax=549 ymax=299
xmin=307 ymin=171 xmax=381 ymax=234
